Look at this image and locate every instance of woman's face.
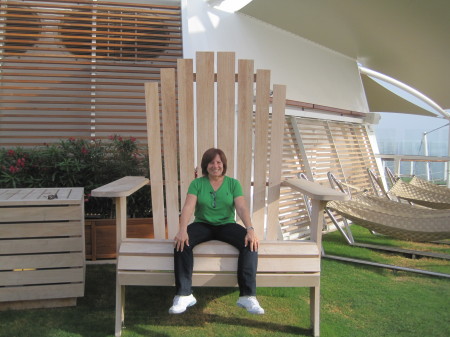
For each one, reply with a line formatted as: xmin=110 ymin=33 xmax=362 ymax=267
xmin=207 ymin=154 xmax=224 ymax=178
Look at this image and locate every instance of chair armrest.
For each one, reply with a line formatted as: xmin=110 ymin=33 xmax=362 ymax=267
xmin=91 ymin=176 xmax=149 ymax=198
xmin=283 ymin=178 xmax=349 ymax=201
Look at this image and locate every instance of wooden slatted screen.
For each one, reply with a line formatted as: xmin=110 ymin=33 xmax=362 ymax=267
xmin=291 ymin=117 xmax=379 ymax=193
xmin=280 ymin=116 xmax=380 ymax=238
xmin=279 ymin=116 xmax=310 ymax=239
xmin=0 ymin=0 xmax=181 ymax=146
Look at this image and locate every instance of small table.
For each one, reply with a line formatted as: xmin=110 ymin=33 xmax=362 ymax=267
xmin=0 ymin=187 xmax=85 ymax=310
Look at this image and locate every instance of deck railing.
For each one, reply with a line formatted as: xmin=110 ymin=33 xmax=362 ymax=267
xmin=376 ymin=154 xmax=450 ymax=186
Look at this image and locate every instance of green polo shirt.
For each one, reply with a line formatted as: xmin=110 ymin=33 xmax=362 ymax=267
xmin=188 ymin=176 xmax=243 ymax=225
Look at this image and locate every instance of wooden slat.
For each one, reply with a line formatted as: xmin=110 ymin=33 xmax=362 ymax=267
xmin=145 ymin=82 xmax=165 ymax=239
xmin=118 ymin=271 xmax=319 ymax=287
xmin=252 ymin=69 xmax=271 ymax=238
xmin=177 ymin=58 xmax=195 ymax=207
xmin=5 ymin=0 xmax=180 ymax=11
xmin=119 ymin=239 xmax=320 ymax=256
xmin=118 ymin=254 xmax=319 ymax=273
xmin=133 ymin=254 xmax=317 ymax=271
xmin=0 ymin=237 xmax=82 ymax=255
xmin=195 ymin=51 xmax=215 ymax=162
xmin=91 ymin=176 xmax=149 ymax=198
xmin=217 ymin=52 xmax=236 ymax=177
xmin=0 ymin=298 xmax=77 ymax=311
xmin=0 ymin=283 xmax=84 ymax=302
xmin=266 ymin=84 xmax=286 ymax=240
xmin=0 ymin=222 xmax=82 ymax=238
xmin=1 ymin=206 xmax=81 ymax=223
xmin=0 ymin=268 xmax=84 ymax=287
xmin=2 ymin=6 xmax=180 ymax=20
xmin=236 ymin=59 xmax=254 ymax=206
xmin=0 ymin=252 xmax=83 ymax=270
xmin=0 ymin=187 xmax=83 ymax=205
xmin=161 ymin=68 xmax=179 ymax=240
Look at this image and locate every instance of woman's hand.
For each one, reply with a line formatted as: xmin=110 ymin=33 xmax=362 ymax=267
xmin=245 ymin=228 xmax=259 ymax=252
xmin=175 ymin=194 xmax=197 ymax=252
xmin=234 ymin=196 xmax=259 ymax=252
xmin=174 ymin=229 xmax=189 ymax=252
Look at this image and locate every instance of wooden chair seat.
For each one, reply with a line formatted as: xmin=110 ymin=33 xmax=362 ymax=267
xmin=117 ymin=239 xmax=321 ymax=288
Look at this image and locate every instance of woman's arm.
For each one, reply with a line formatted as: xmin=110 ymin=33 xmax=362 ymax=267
xmin=234 ymin=195 xmax=259 ymax=252
xmin=174 ymin=193 xmax=197 ymax=252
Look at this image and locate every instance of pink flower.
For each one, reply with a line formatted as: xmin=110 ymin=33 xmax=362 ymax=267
xmin=16 ymin=158 xmax=26 ymax=167
xmin=81 ymin=146 xmax=88 ymax=155
xmin=130 ymin=137 xmax=137 ymax=142
xmin=69 ymin=137 xmax=76 ymax=142
xmin=9 ymin=166 xmax=19 ymax=174
xmin=7 ymin=150 xmax=15 ymax=156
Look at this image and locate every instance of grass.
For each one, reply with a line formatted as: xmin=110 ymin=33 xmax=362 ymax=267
xmin=1 ymin=228 xmax=449 ymax=337
xmin=323 ymin=225 xmax=450 ymax=274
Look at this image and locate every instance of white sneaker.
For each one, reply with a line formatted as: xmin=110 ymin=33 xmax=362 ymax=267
xmin=237 ymin=296 xmax=265 ymax=314
xmin=169 ymin=294 xmax=197 ymax=314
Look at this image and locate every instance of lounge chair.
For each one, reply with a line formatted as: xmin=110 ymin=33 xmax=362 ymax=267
xmin=325 ymin=172 xmax=450 ymax=256
xmin=368 ymin=168 xmax=450 ymax=209
xmin=388 ymin=178 xmax=450 ymax=209
xmin=409 ymin=175 xmax=450 ymax=194
xmin=326 ymin=194 xmax=450 ymax=242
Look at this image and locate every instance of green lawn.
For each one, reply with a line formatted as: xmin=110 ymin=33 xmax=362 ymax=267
xmin=323 ymin=225 xmax=450 ymax=275
xmin=1 ymin=228 xmax=449 ymax=337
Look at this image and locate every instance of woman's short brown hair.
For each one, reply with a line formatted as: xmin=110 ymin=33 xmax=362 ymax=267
xmin=201 ymin=148 xmax=227 ymax=177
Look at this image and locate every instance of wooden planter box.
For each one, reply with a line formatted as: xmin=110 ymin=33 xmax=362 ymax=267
xmin=0 ymin=188 xmax=85 ymax=311
xmin=85 ymin=218 xmax=154 ymax=260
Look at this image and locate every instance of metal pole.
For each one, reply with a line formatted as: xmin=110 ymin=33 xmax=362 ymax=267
xmin=423 ymin=133 xmax=430 ymax=180
xmin=447 ymin=125 xmax=450 ymax=187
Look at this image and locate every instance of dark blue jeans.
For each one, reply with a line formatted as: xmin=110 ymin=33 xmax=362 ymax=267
xmin=174 ymin=222 xmax=258 ymax=296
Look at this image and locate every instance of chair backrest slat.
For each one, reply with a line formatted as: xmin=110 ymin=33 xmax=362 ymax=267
xmin=160 ymin=68 xmax=180 ymax=239
xmin=145 ymin=82 xmax=165 ymax=239
xmin=252 ymin=69 xmax=271 ymax=239
xmin=196 ymin=52 xmax=215 ymax=163
xmin=177 ymin=58 xmax=195 ymax=208
xmin=236 ymin=59 xmax=255 ymax=211
xmin=266 ymin=84 xmax=287 ymax=240
xmin=145 ymin=52 xmax=286 ymax=240
xmin=217 ymin=52 xmax=236 ymax=177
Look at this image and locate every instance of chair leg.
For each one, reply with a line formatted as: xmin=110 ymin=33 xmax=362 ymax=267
xmin=310 ymin=285 xmax=320 ymax=337
xmin=115 ymin=284 xmax=125 ymax=337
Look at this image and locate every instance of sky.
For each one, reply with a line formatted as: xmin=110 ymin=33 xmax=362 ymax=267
xmin=374 ymin=112 xmax=449 ymax=181
xmin=375 ymin=112 xmax=449 ymax=156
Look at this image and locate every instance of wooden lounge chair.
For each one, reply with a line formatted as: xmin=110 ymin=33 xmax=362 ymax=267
xmin=92 ymin=51 xmax=347 ymax=337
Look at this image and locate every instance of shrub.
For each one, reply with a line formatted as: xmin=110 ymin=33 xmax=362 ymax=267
xmin=0 ymin=136 xmax=151 ymax=218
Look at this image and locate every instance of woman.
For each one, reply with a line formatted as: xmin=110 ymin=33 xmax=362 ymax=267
xmin=170 ymin=148 xmax=264 ymax=315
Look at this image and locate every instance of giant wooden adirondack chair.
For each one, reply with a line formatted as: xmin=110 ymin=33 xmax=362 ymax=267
xmin=92 ymin=51 xmax=347 ymax=337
